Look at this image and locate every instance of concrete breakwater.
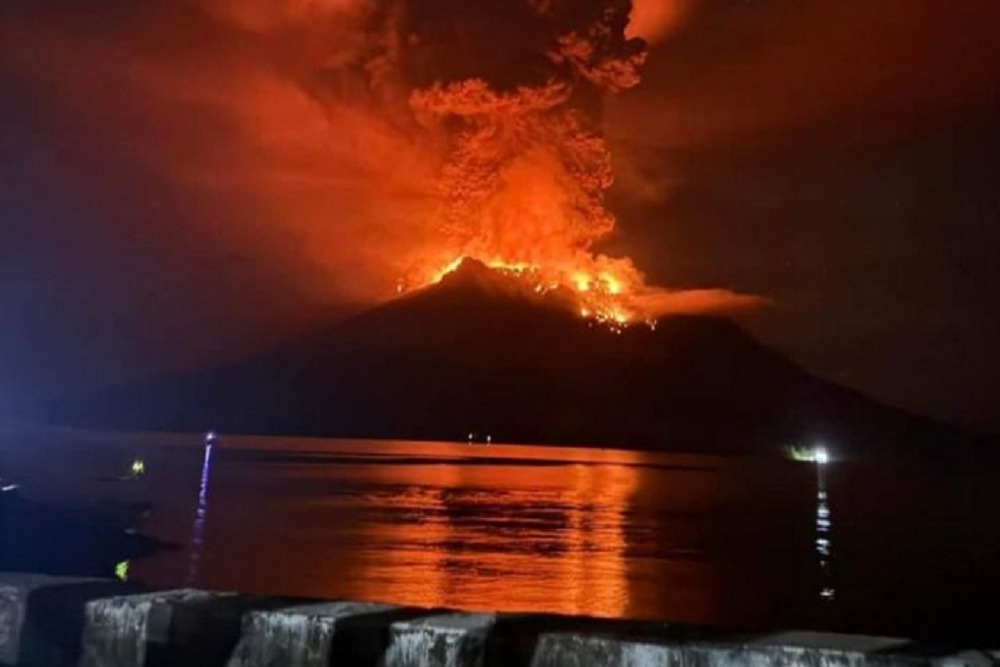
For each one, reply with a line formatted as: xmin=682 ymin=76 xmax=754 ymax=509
xmin=0 ymin=574 xmax=995 ymax=667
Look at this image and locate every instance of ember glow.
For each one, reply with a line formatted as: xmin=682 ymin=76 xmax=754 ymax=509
xmin=424 ymin=255 xmax=639 ymax=327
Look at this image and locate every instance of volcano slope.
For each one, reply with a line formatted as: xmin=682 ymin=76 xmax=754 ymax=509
xmin=48 ymin=260 xmax=983 ymax=456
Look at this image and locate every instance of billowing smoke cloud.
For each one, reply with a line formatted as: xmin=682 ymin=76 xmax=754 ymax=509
xmin=402 ymin=3 xmax=645 ymax=291
xmin=0 ymin=0 xmax=765 ymax=398
xmin=6 ymin=0 xmax=758 ymax=314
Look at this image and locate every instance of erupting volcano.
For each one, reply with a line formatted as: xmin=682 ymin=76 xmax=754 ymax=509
xmin=31 ymin=0 xmax=992 ymax=457
xmin=383 ymin=0 xmax=758 ymax=326
xmin=49 ymin=256 xmax=981 ymax=456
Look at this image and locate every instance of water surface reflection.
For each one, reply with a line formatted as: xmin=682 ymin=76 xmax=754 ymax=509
xmin=131 ymin=440 xmax=783 ymax=624
xmin=185 ymin=440 xmax=214 ymax=586
xmin=339 ymin=460 xmax=638 ymax=616
xmin=815 ymin=463 xmax=836 ymax=604
xmin=4 ymin=430 xmax=999 ymax=643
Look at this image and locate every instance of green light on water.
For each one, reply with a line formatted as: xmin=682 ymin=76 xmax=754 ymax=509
xmin=785 ymin=445 xmax=812 ymax=462
xmin=131 ymin=459 xmax=145 ymax=477
xmin=115 ymin=560 xmax=129 ymax=581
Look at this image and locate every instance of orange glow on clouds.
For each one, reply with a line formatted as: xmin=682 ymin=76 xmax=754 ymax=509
xmin=2 ymin=0 xmax=767 ymax=328
xmin=627 ymin=0 xmax=692 ymax=43
xmin=391 ymin=8 xmax=764 ymax=327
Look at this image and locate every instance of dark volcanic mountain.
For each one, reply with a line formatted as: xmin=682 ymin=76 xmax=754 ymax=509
xmin=49 ymin=260 xmax=978 ymax=456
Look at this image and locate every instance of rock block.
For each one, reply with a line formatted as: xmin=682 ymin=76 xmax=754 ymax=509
xmin=0 ymin=572 xmax=130 ymax=667
xmin=80 ymin=589 xmax=289 ymax=667
xmin=227 ymin=600 xmax=396 ymax=667
xmin=385 ymin=613 xmax=497 ymax=667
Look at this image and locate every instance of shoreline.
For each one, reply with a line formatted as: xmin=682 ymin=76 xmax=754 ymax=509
xmin=0 ymin=574 xmax=994 ymax=667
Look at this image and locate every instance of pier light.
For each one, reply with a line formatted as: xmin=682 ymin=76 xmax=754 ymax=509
xmin=814 ymin=446 xmax=829 ymax=465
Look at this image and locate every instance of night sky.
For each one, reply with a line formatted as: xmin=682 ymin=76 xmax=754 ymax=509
xmin=2 ymin=0 xmax=999 ymax=432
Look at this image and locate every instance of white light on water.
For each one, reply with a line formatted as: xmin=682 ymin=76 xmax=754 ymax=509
xmin=186 ymin=440 xmax=214 ymax=586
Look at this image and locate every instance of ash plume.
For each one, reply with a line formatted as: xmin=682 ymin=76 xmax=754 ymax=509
xmin=405 ymin=3 xmax=641 ymax=271
xmin=2 ymin=0 xmax=765 ymax=344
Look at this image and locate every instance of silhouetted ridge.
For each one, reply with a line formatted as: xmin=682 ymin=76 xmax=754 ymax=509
xmin=47 ymin=264 xmax=982 ymax=456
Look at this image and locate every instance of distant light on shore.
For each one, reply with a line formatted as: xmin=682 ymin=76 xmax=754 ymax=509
xmin=785 ymin=444 xmax=832 ymax=464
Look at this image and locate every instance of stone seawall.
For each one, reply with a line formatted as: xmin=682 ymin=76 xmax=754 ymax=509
xmin=0 ymin=574 xmax=995 ymax=667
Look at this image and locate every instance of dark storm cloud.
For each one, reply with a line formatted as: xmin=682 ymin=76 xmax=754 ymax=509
xmin=603 ymin=0 xmax=1000 ymax=430
xmin=609 ymin=0 xmax=1000 ymax=150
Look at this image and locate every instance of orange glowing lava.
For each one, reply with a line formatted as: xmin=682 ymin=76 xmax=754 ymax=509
xmin=416 ymin=254 xmax=644 ymax=331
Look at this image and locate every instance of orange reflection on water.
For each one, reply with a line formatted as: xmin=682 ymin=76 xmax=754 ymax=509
xmin=327 ymin=454 xmax=637 ymax=617
xmin=133 ymin=438 xmax=727 ymax=623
